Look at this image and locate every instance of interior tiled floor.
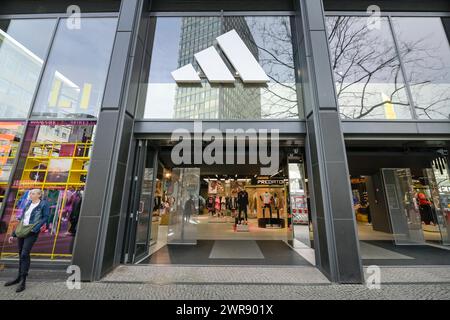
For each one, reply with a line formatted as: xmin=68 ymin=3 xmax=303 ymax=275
xmin=361 ymin=240 xmax=450 ymax=266
xmin=140 ymin=240 xmax=311 ymax=266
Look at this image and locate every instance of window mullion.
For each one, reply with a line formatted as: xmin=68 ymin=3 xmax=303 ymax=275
xmin=387 ymin=15 xmax=418 ymax=120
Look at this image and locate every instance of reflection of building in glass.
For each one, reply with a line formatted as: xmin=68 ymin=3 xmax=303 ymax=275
xmin=0 ymin=27 xmax=84 ymax=118
xmin=0 ymin=28 xmax=42 ymax=118
xmin=173 ymin=17 xmax=261 ymax=119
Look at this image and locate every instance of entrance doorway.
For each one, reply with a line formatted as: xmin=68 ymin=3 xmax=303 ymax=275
xmin=351 ymin=167 xmax=449 ymax=246
xmin=123 ymin=141 xmax=314 ymax=266
xmin=347 ymin=143 xmax=450 ymax=266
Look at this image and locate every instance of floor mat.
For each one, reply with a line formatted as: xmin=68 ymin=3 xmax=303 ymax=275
xmin=359 ymin=241 xmax=414 ymax=260
xmin=209 ymin=240 xmax=264 ymax=259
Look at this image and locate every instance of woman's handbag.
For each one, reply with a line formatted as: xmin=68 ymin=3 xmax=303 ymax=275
xmin=14 ymin=220 xmax=37 ymax=238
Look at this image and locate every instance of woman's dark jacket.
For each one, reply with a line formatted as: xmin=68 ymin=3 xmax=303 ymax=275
xmin=13 ymin=200 xmax=50 ymax=236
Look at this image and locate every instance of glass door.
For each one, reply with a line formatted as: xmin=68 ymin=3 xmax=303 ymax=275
xmin=125 ymin=141 xmax=158 ymax=263
xmin=288 ymin=157 xmax=311 ymax=248
xmin=166 ymin=168 xmax=200 ymax=245
xmin=381 ymin=168 xmax=425 ymax=245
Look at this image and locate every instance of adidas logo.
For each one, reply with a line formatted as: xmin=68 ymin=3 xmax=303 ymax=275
xmin=171 ymin=29 xmax=269 ymax=84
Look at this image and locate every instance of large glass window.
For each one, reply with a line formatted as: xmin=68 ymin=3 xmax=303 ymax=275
xmin=392 ymin=17 xmax=450 ymax=120
xmin=0 ymin=121 xmax=95 ymax=260
xmin=0 ymin=19 xmax=56 ymax=118
xmin=326 ymin=16 xmax=412 ymax=120
xmin=141 ymin=16 xmax=300 ymax=120
xmin=32 ymin=18 xmax=117 ymax=119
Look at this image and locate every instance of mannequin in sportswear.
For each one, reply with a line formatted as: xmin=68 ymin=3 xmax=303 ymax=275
xmin=260 ymin=191 xmax=272 ymax=219
xmin=237 ymin=188 xmax=249 ymax=224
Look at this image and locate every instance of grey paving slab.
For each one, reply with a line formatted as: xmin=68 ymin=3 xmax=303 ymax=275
xmin=1 ymin=281 xmax=449 ymax=300
xmin=101 ymin=265 xmax=330 ymax=284
xmin=364 ymin=266 xmax=450 ymax=283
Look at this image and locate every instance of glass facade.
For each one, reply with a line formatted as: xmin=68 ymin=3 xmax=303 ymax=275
xmin=326 ymin=16 xmax=450 ymax=120
xmin=0 ymin=121 xmax=95 ymax=260
xmin=32 ymin=18 xmax=117 ymax=119
xmin=0 ymin=15 xmax=117 ymax=261
xmin=141 ymin=16 xmax=301 ymax=120
xmin=392 ymin=17 xmax=450 ymax=120
xmin=0 ymin=19 xmax=56 ymax=118
xmin=326 ymin=16 xmax=412 ymax=120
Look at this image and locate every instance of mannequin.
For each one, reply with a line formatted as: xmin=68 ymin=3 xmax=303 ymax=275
xmin=260 ymin=191 xmax=272 ymax=219
xmin=273 ymin=193 xmax=280 ymax=220
xmin=237 ymin=188 xmax=249 ymax=224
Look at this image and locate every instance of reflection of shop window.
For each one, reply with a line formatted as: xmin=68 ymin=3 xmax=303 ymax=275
xmin=0 ymin=122 xmax=24 ymax=210
xmin=0 ymin=121 xmax=96 ymax=260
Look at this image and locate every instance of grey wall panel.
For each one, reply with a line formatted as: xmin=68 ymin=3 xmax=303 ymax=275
xmin=102 ymin=32 xmax=133 ymax=109
xmin=101 ymin=215 xmax=121 ymax=275
xmin=118 ymin=114 xmax=135 ymax=164
xmin=342 ymin=120 xmax=450 ymax=137
xmin=417 ymin=122 xmax=450 ymax=135
xmin=149 ymin=0 xmax=295 ymax=11
xmin=323 ymin=0 xmax=450 ymax=12
xmin=126 ymin=29 xmax=145 ymax=117
xmin=315 ymin=217 xmax=330 ymax=276
xmin=320 ymin=112 xmax=347 ymax=162
xmin=79 ymin=160 xmax=109 ymax=217
xmin=342 ymin=121 xmax=419 ymax=135
xmin=306 ymin=119 xmax=318 ymax=166
xmin=72 ymin=216 xmax=101 ymax=281
xmin=326 ymin=162 xmax=356 ymax=219
xmin=0 ymin=0 xmax=121 ymax=14
xmin=91 ymin=111 xmax=120 ymax=161
xmin=133 ymin=120 xmax=307 ymax=135
xmin=311 ymin=163 xmax=324 ymax=218
xmin=110 ymin=162 xmax=128 ymax=217
xmin=333 ymin=219 xmax=364 ymax=283
xmin=309 ymin=31 xmax=338 ymax=110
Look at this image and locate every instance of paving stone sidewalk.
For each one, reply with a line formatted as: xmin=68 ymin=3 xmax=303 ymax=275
xmin=1 ymin=265 xmax=449 ymax=300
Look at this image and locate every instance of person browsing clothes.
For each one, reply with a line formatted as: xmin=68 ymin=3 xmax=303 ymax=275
xmin=4 ymin=189 xmax=49 ymax=293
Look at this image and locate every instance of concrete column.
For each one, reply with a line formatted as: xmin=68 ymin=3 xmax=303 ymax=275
xmin=294 ymin=0 xmax=364 ymax=283
xmin=72 ymin=0 xmax=148 ymax=281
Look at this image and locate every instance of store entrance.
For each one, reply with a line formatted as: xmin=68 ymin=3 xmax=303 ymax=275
xmin=347 ymin=144 xmax=450 ymax=266
xmin=124 ymin=141 xmax=313 ymax=266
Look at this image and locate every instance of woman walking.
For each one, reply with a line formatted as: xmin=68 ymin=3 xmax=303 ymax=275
xmin=4 ymin=189 xmax=49 ymax=293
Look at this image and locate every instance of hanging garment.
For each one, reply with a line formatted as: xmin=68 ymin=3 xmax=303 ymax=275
xmin=207 ymin=196 xmax=215 ymax=209
xmin=215 ymin=196 xmax=221 ymax=211
xmin=229 ymin=197 xmax=238 ymax=210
